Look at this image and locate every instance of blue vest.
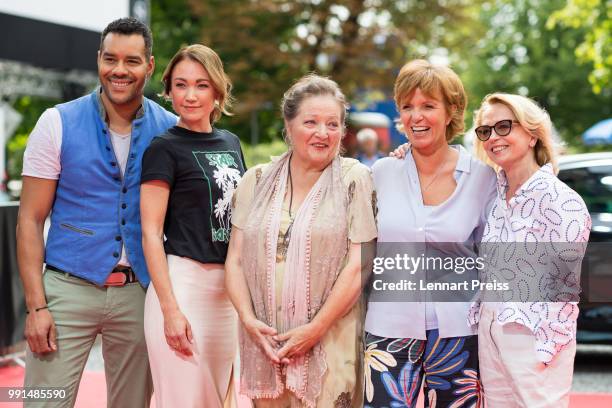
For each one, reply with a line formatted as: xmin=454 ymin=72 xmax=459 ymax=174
xmin=45 ymin=90 xmax=176 ymax=286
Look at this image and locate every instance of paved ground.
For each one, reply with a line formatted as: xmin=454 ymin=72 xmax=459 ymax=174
xmin=573 ymin=344 xmax=612 ymax=393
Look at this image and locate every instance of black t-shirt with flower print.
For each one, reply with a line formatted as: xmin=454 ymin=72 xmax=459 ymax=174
xmin=141 ymin=125 xmax=246 ymax=264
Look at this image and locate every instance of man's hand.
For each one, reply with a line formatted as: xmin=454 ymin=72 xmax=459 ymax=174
xmin=25 ymin=308 xmax=57 ymax=354
xmin=18 ymin=176 xmax=58 ymax=355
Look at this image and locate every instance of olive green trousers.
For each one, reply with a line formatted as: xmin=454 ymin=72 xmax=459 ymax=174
xmin=24 ymin=269 xmax=152 ymax=408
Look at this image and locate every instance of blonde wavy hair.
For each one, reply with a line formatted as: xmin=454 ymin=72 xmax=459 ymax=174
xmin=161 ymin=44 xmax=233 ymax=124
xmin=473 ymin=93 xmax=558 ymax=173
xmin=394 ymin=59 xmax=467 ymax=142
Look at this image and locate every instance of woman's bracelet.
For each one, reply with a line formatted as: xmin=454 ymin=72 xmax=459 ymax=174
xmin=26 ymin=305 xmax=49 ymax=314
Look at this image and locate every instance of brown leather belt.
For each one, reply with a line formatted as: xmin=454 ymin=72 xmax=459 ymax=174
xmin=46 ymin=264 xmax=137 ymax=286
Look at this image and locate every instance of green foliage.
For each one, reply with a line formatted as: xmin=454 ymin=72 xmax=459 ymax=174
xmin=6 ymin=133 xmax=28 ymax=181
xmin=547 ymin=0 xmax=611 ymax=94
xmin=5 ymin=0 xmax=612 ymax=184
xmin=461 ymin=0 xmax=612 ymax=148
xmin=148 ymin=0 xmax=482 ymax=144
xmin=241 ymin=139 xmax=288 ymax=168
xmin=148 ymin=0 xmax=202 ymax=99
xmin=11 ymin=95 xmax=60 ymax=136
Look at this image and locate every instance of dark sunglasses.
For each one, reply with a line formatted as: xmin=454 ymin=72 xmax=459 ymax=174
xmin=475 ymin=120 xmax=519 ymax=141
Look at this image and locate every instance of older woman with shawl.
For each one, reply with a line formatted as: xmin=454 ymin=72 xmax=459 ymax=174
xmin=225 ymin=74 xmax=377 ymax=407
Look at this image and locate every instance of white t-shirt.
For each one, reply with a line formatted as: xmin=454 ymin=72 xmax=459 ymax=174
xmin=23 ymin=107 xmax=132 ymax=266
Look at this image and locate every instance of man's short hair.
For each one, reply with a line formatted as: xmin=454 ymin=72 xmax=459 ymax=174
xmin=100 ymin=17 xmax=153 ymax=58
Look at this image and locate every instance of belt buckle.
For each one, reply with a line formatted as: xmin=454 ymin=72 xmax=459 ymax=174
xmin=105 ymin=271 xmax=128 ymax=286
xmin=105 ymin=266 xmax=135 ymax=286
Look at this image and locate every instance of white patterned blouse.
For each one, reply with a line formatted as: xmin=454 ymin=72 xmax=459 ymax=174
xmin=468 ymin=163 xmax=592 ymax=363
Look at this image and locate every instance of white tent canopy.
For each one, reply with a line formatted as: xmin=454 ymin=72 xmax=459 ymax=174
xmin=0 ymin=0 xmax=132 ymax=32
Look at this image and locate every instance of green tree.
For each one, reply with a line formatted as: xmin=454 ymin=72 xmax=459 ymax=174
xmin=149 ymin=0 xmax=482 ymax=144
xmin=461 ymin=0 xmax=612 ymax=147
xmin=547 ymin=0 xmax=611 ymax=94
xmin=148 ymin=0 xmax=203 ymax=101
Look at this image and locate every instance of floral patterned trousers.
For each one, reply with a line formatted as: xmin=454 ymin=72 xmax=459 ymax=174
xmin=364 ymin=330 xmax=482 ymax=408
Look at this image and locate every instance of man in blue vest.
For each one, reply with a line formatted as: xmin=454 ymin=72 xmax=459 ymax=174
xmin=16 ymin=18 xmax=176 ymax=407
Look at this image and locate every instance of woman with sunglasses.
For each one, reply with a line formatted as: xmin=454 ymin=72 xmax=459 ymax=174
xmin=470 ymin=93 xmax=591 ymax=407
xmin=364 ymin=60 xmax=497 ymax=407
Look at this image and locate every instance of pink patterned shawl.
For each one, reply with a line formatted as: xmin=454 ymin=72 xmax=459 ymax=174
xmin=240 ymin=151 xmax=349 ymax=407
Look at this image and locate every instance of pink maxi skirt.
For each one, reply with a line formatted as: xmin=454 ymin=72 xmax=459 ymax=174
xmin=144 ymin=255 xmax=239 ymax=408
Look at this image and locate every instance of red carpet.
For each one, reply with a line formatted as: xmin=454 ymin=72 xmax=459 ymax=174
xmin=0 ymin=365 xmax=251 ymax=407
xmin=0 ymin=366 xmax=106 ymax=408
xmin=1 ymin=364 xmax=610 ymax=407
